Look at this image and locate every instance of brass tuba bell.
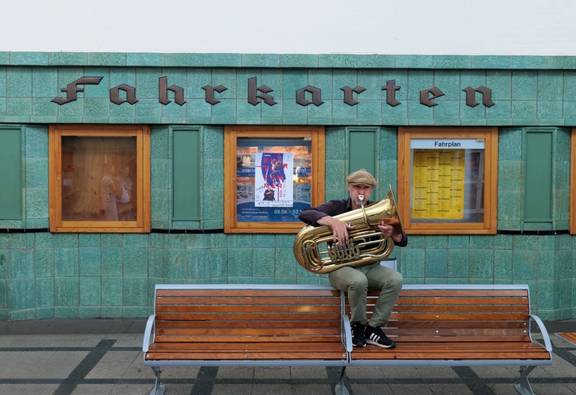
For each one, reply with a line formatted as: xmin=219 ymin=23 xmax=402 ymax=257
xmin=293 ymin=186 xmax=403 ymax=274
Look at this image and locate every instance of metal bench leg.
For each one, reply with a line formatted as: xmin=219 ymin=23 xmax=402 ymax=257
xmin=149 ymin=367 xmax=166 ymax=395
xmin=333 ymin=366 xmax=350 ymax=395
xmin=514 ymin=366 xmax=536 ymax=395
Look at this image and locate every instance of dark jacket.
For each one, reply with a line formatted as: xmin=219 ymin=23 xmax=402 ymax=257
xmin=298 ymin=198 xmax=408 ymax=247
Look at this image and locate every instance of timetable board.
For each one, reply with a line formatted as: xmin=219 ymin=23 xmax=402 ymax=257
xmin=410 ymin=139 xmax=484 ymax=220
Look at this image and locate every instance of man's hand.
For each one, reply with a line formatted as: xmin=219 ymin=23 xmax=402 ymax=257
xmin=377 ymin=222 xmax=403 ymax=243
xmin=317 ymin=216 xmax=351 ymax=244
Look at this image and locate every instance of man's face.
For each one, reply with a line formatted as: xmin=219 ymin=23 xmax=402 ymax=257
xmin=348 ymin=184 xmax=373 ymax=208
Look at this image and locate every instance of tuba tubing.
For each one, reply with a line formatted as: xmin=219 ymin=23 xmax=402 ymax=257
xmin=293 ymin=186 xmax=404 ymax=274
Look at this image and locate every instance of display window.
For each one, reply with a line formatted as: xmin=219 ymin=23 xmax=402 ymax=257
xmin=398 ymin=127 xmax=498 ymax=234
xmin=49 ymin=125 xmax=150 ymax=232
xmin=224 ymin=126 xmax=325 ymax=233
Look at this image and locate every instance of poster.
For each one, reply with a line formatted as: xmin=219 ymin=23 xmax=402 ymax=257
xmin=254 ymin=152 xmax=294 ymax=207
xmin=410 ymin=139 xmax=484 ymax=220
xmin=412 ymin=150 xmax=465 ymax=219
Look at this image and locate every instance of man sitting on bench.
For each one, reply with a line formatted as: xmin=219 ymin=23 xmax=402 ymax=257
xmin=299 ymin=169 xmax=407 ymax=349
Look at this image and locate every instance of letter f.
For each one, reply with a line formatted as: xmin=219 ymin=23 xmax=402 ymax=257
xmin=51 ymin=76 xmax=103 ymax=105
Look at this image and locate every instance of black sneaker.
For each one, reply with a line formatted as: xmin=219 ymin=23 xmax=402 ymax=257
xmin=365 ymin=326 xmax=396 ymax=349
xmin=351 ymin=322 xmax=367 ymax=347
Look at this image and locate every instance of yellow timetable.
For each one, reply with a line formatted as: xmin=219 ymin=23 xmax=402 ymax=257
xmin=412 ymin=150 xmax=465 ymax=219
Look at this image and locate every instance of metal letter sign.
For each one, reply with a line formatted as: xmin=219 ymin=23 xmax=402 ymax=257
xmin=52 ymin=75 xmax=496 ymax=109
xmin=51 ymin=76 xmax=103 ymax=105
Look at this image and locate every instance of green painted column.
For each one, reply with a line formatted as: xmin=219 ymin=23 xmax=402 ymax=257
xmin=172 ymin=128 xmax=201 ymax=220
xmin=0 ymin=126 xmax=22 ymax=219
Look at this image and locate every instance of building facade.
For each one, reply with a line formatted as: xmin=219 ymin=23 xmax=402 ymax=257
xmin=0 ymin=52 xmax=575 ymax=320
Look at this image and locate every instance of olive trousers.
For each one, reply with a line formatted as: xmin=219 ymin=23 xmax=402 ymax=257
xmin=328 ymin=263 xmax=403 ymax=327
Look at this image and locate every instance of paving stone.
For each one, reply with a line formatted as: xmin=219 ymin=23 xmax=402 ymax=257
xmin=0 ymin=384 xmax=59 ymax=394
xmin=351 ymin=382 xmax=394 ymax=394
xmin=212 ymin=383 xmax=253 ymax=395
xmin=85 ymin=350 xmax=140 ymax=379
xmin=0 ymin=351 xmax=87 ymax=378
xmin=216 ymin=366 xmax=254 ymax=379
xmin=429 ymin=383 xmax=473 ymax=394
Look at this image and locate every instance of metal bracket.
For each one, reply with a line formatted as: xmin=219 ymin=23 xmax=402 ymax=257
xmin=514 ymin=365 xmax=536 ymax=395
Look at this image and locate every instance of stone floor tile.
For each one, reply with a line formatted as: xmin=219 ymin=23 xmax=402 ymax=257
xmin=250 ymin=383 xmax=292 ymax=395
xmin=85 ymin=350 xmax=140 ymax=379
xmin=414 ymin=367 xmax=459 ymax=379
xmin=253 ymin=366 xmax=290 ymax=379
xmin=350 ymin=382 xmax=394 ymax=394
xmin=388 ymin=384 xmax=433 ymax=394
xmin=429 ymin=383 xmax=473 ymax=394
xmin=0 ymin=351 xmax=87 ymax=378
xmin=217 ymin=366 xmax=255 ymax=379
xmin=290 ymin=366 xmax=328 ymax=378
xmin=471 ymin=365 xmax=520 ymax=378
xmin=212 ymin=383 xmax=253 ymax=395
xmin=0 ymin=384 xmax=59 ymax=394
xmin=346 ymin=365 xmax=390 ymax=378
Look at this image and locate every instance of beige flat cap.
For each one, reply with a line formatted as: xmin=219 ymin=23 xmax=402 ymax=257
xmin=346 ymin=169 xmax=377 ymax=187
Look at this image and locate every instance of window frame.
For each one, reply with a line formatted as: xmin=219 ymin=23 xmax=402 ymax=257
xmin=49 ymin=124 xmax=151 ymax=233
xmin=397 ymin=127 xmax=498 ymax=235
xmin=224 ymin=125 xmax=325 ymax=233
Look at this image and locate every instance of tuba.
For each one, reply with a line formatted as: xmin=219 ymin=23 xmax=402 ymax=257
xmin=293 ymin=186 xmax=403 ymax=274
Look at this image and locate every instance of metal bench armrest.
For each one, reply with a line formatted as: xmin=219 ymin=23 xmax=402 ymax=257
xmin=142 ymin=314 xmax=156 ymax=353
xmin=341 ymin=313 xmax=353 ymax=353
xmin=529 ymin=314 xmax=553 ymax=353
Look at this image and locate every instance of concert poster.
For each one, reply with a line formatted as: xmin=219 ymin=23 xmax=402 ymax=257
xmin=254 ymin=152 xmax=294 ymax=208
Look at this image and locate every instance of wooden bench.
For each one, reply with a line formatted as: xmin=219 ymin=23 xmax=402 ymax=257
xmin=143 ymin=284 xmax=552 ymax=395
xmin=142 ymin=284 xmax=351 ymax=395
xmin=346 ymin=284 xmax=553 ymax=395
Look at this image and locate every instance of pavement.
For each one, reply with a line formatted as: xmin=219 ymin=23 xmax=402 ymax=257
xmin=0 ymin=319 xmax=575 ymax=395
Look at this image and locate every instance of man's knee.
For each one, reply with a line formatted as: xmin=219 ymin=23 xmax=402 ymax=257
xmin=388 ymin=271 xmax=403 ymax=292
xmin=349 ymin=275 xmax=368 ymax=290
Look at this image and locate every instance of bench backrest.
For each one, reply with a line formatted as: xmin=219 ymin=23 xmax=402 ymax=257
xmin=354 ymin=285 xmax=531 ymax=343
xmin=153 ymin=285 xmax=343 ymax=345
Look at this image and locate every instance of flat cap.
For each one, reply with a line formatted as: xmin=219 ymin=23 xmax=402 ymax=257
xmin=346 ymin=169 xmax=377 ymax=187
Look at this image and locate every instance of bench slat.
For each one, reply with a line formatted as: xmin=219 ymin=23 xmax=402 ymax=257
xmin=393 ymin=297 xmax=528 ymax=305
xmin=388 ymin=320 xmax=527 ymax=329
xmin=383 ymin=328 xmax=528 ymax=336
xmin=149 ymin=342 xmax=344 ymax=351
xmin=352 ymin=351 xmax=551 ymax=360
xmin=146 ymin=351 xmax=346 ymax=360
xmin=157 ymin=296 xmax=340 ymax=305
xmin=388 ymin=335 xmax=531 ymax=342
xmin=154 ymin=335 xmax=342 ymax=343
xmin=157 ymin=327 xmax=341 ymax=336
xmin=156 ymin=320 xmax=339 ymax=329
xmin=392 ymin=305 xmax=529 ymax=312
xmin=157 ymin=312 xmax=341 ymax=321
xmin=388 ymin=312 xmax=529 ymax=321
xmin=156 ymin=304 xmax=340 ymax=313
xmin=394 ymin=290 xmax=528 ymax=297
xmin=156 ymin=289 xmax=339 ymax=297
xmin=364 ymin=342 xmax=544 ymax=350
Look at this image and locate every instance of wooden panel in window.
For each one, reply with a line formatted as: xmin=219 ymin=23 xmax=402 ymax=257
xmin=398 ymin=127 xmax=498 ymax=234
xmin=49 ymin=125 xmax=150 ymax=233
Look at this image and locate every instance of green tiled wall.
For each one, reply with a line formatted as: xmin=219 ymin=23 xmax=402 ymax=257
xmin=1 ymin=53 xmax=576 ymax=321
xmin=0 ymin=125 xmax=574 ymax=320
xmin=1 ymin=232 xmax=575 ymax=320
xmin=2 ymin=66 xmax=576 ymax=126
xmin=498 ymin=127 xmax=570 ymax=231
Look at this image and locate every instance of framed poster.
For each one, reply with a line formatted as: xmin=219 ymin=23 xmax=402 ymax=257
xmin=398 ymin=127 xmax=498 ymax=234
xmin=49 ymin=125 xmax=150 ymax=233
xmin=224 ymin=126 xmax=325 ymax=233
